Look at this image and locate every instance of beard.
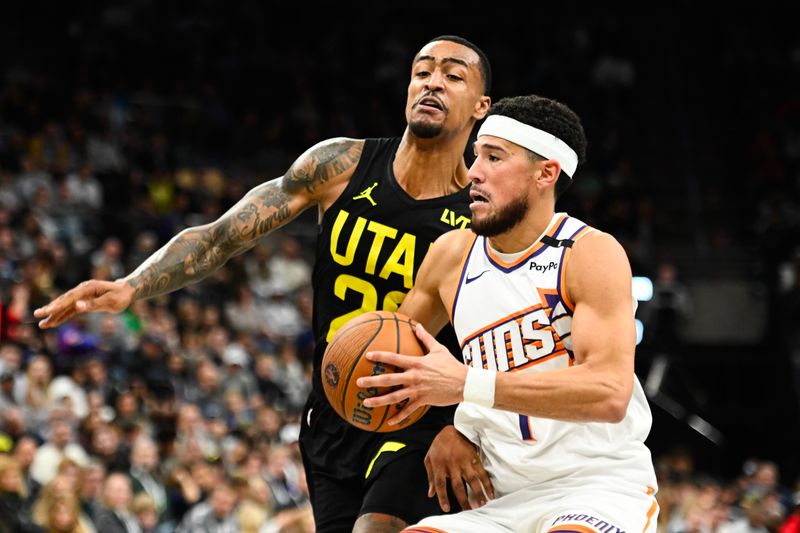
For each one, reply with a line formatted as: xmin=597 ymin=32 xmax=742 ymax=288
xmin=471 ymin=195 xmax=529 ymax=237
xmin=408 ymin=118 xmax=444 ymax=139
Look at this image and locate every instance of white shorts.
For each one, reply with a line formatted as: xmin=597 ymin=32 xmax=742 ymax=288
xmin=403 ymin=479 xmax=658 ymax=533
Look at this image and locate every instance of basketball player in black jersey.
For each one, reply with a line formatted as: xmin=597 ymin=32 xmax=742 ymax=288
xmin=34 ymin=35 xmax=495 ymax=532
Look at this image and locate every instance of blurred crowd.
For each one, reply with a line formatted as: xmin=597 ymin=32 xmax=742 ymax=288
xmin=656 ymin=448 xmax=800 ymax=533
xmin=1 ymin=3 xmax=799 ymax=532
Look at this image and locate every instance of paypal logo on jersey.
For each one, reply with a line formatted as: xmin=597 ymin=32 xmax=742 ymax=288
xmin=529 ymin=261 xmax=558 ymax=273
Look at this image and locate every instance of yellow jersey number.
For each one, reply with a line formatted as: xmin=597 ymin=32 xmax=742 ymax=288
xmin=326 ymin=274 xmax=407 ymax=342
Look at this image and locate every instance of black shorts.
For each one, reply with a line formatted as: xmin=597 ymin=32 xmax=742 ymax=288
xmin=299 ymin=390 xmax=457 ymax=532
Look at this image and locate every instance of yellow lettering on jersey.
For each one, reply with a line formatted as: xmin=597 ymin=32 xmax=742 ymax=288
xmin=365 ymin=220 xmax=398 ymax=275
xmin=330 ymin=210 xmax=366 ymax=266
xmin=440 ymin=208 xmax=471 ymax=229
xmin=383 ymin=290 xmax=406 ymax=311
xmin=440 ymin=209 xmax=452 ymax=225
xmin=378 ymin=233 xmax=415 ymax=289
xmin=326 ymin=274 xmax=379 ymax=342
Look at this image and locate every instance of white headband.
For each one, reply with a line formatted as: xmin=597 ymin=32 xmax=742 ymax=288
xmin=477 ymin=115 xmax=578 ymax=178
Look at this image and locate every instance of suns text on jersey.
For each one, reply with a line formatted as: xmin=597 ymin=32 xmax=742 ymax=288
xmin=461 ymin=305 xmax=568 ymax=372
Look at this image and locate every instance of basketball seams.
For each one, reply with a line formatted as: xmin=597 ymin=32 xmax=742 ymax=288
xmin=322 ymin=310 xmax=428 ymax=432
xmin=340 ymin=316 xmax=385 ymax=419
xmin=374 ymin=313 xmax=401 ymax=432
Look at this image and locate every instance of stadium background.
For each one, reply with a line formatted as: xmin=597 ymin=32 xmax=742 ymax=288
xmin=1 ymin=2 xmax=798 ymax=532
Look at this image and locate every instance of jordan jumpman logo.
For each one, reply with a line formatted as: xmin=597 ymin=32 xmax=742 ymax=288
xmin=353 ymin=182 xmax=379 ymax=206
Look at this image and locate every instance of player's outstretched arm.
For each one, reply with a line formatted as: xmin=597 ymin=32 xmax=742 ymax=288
xmin=34 ymin=138 xmax=364 ymax=329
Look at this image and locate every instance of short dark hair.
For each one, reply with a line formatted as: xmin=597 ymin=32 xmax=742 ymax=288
xmin=486 ymin=95 xmax=587 ymax=198
xmin=427 ymin=35 xmax=492 ymax=95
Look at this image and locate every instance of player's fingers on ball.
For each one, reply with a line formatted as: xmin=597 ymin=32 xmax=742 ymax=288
xmin=364 ymin=350 xmax=397 ymax=364
xmin=414 ymin=323 xmax=439 ymax=349
xmin=363 ymin=389 xmax=404 ymax=408
xmin=388 ymin=403 xmax=417 ymax=425
xmin=356 ymin=372 xmax=401 ymax=388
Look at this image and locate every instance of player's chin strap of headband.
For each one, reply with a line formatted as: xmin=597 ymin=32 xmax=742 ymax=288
xmin=477 ymin=115 xmax=578 ymax=178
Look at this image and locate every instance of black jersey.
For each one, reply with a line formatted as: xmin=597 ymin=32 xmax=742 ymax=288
xmin=300 ymin=137 xmax=473 ymax=525
xmin=311 ymin=137 xmax=471 ymax=395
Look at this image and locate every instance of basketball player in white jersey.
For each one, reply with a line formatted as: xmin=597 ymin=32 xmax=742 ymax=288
xmin=356 ymin=95 xmax=659 ymax=533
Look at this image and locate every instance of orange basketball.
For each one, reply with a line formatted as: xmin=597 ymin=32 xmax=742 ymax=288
xmin=322 ymin=310 xmax=430 ymax=432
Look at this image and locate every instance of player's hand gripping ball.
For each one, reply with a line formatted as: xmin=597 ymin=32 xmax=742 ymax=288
xmin=322 ymin=311 xmax=430 ymax=432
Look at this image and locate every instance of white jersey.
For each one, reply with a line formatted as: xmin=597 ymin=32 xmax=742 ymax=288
xmin=450 ymin=212 xmax=657 ymax=497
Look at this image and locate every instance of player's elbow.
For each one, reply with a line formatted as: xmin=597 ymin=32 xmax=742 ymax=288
xmin=602 ymin=383 xmax=632 ymax=423
xmin=603 ymin=397 xmax=629 ymax=423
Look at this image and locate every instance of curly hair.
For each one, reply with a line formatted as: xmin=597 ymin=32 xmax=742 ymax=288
xmin=486 ymin=95 xmax=587 ymax=198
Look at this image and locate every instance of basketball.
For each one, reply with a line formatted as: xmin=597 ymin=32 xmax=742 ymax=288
xmin=322 ymin=310 xmax=430 ymax=432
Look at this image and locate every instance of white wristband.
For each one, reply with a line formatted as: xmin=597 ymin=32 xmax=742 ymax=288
xmin=463 ymin=366 xmax=496 ymax=407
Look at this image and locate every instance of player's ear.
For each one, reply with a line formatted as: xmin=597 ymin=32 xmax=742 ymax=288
xmin=536 ymin=160 xmax=561 ymax=190
xmin=473 ymin=96 xmax=491 ymax=121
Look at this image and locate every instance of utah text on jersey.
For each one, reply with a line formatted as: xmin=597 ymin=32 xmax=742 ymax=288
xmin=326 ymin=208 xmax=426 ymax=340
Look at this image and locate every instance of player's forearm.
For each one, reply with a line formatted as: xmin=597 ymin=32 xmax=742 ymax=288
xmin=492 ymin=363 xmax=632 ymax=423
xmin=124 ymin=221 xmax=247 ymax=300
xmin=124 ymin=177 xmax=301 ymax=300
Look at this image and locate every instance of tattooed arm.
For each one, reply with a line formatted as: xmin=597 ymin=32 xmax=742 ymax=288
xmin=34 ymin=138 xmax=364 ymax=328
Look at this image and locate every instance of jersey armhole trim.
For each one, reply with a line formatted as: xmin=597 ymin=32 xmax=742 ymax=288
xmin=449 ymin=233 xmax=479 ymax=326
xmin=557 ymin=225 xmax=596 ymax=312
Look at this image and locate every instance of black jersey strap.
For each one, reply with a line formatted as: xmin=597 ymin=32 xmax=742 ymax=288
xmin=541 ymin=235 xmax=574 ymax=248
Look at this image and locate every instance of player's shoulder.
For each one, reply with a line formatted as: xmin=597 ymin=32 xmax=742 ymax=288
xmin=570 ymin=229 xmax=627 ymax=262
xmin=304 ymin=137 xmax=366 ymax=161
xmin=567 ymin=229 xmax=632 ymax=290
xmin=430 ymin=229 xmax=475 ymax=264
xmin=286 ymin=137 xmax=367 ymax=201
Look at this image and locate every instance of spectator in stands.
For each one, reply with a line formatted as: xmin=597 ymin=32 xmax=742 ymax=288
xmin=0 ymin=369 xmax=16 ymax=413
xmin=0 ymin=454 xmax=43 ymax=533
xmin=40 ymin=493 xmax=89 ymax=533
xmin=220 ymin=342 xmax=258 ymax=399
xmin=64 ymin=163 xmax=103 ymax=213
xmin=92 ymin=472 xmax=139 ymax=533
xmin=128 ymin=437 xmax=168 ymax=522
xmin=30 ymin=417 xmax=89 ymax=485
xmin=267 ymin=235 xmax=311 ymax=295
xmin=13 ymin=434 xmax=42 ymax=506
xmin=130 ymin=493 xmax=161 ymax=533
xmin=643 ymin=261 xmax=693 ymax=353
xmin=32 ymin=472 xmax=96 ymax=532
xmin=78 ymin=460 xmax=106 ymax=525
xmin=14 ymin=354 xmax=54 ymax=433
xmin=176 ymin=476 xmax=239 ymax=533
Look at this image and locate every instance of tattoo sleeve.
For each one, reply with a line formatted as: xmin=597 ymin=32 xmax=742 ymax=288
xmin=126 ymin=138 xmax=363 ymax=301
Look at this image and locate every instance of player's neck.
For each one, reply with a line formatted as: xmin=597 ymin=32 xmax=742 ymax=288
xmin=487 ymin=206 xmax=557 ymax=254
xmin=394 ymin=130 xmax=470 ymax=199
